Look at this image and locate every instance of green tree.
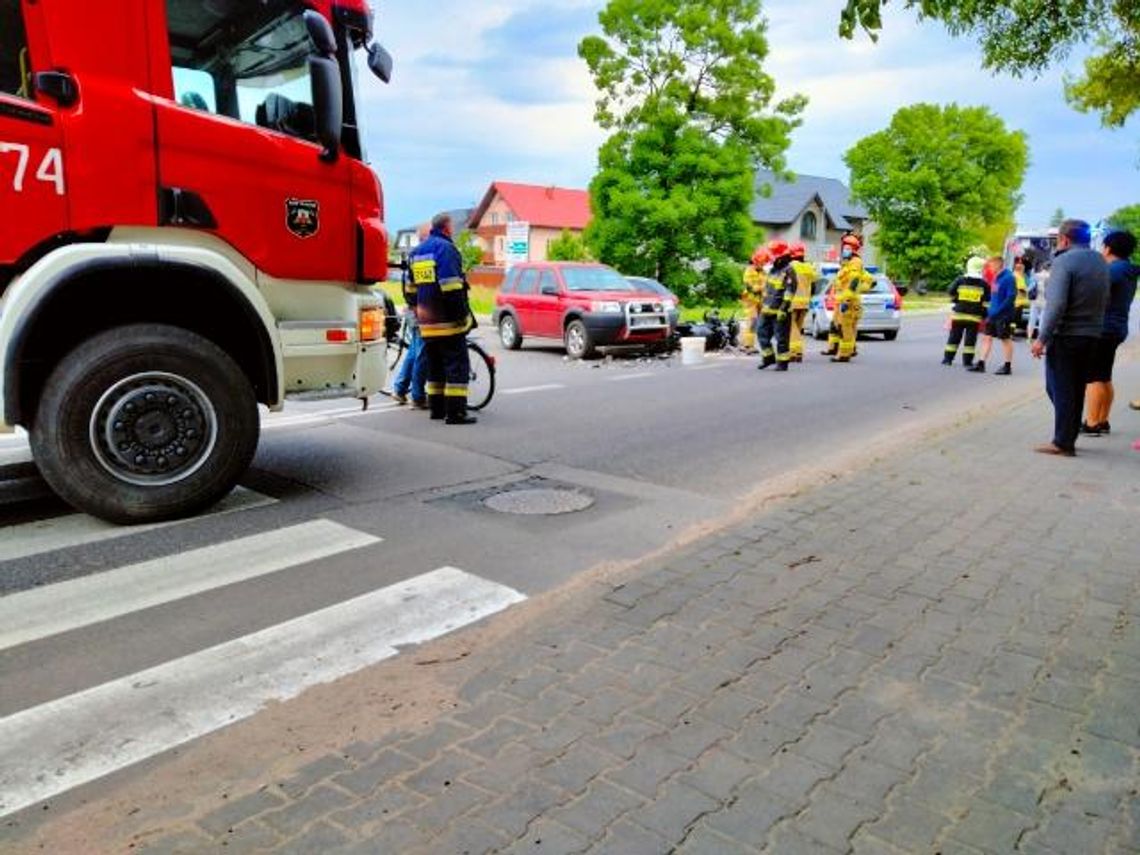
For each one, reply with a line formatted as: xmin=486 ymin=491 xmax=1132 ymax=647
xmin=578 ymin=0 xmax=803 ymax=304
xmin=546 ymin=229 xmax=593 ymax=262
xmin=455 ymin=230 xmax=485 ymax=272
xmin=844 ymin=103 xmax=1029 ymax=290
xmin=1049 ymin=208 xmax=1067 ymax=228
xmin=1107 ymin=203 xmax=1140 ymax=235
xmin=837 ymin=1 xmax=1140 ymax=129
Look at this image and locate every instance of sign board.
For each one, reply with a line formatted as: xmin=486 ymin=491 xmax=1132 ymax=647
xmin=505 ymin=221 xmax=530 ymax=264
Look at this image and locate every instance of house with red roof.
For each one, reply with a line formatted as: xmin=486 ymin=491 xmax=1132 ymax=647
xmin=468 ymin=181 xmax=591 ymax=265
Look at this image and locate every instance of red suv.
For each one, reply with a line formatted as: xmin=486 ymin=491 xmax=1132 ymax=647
xmin=493 ymin=263 xmax=673 ymax=359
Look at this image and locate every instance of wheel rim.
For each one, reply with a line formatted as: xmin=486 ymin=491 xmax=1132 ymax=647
xmin=89 ymin=372 xmax=219 ymax=487
xmin=567 ymin=324 xmax=585 ymax=356
xmin=501 ymin=317 xmax=516 ymax=347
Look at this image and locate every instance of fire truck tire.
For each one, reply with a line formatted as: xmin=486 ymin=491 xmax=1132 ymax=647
xmin=31 ymin=324 xmax=259 ymax=525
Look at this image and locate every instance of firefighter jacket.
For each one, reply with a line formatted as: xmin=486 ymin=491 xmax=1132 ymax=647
xmin=790 ymin=260 xmax=817 ymax=310
xmin=948 ymin=275 xmax=990 ymax=322
xmin=835 ymin=257 xmax=874 ymax=314
xmin=409 ymin=229 xmax=473 ymax=339
xmin=761 ymin=261 xmax=796 ymax=316
xmin=742 ymin=265 xmax=765 ymax=308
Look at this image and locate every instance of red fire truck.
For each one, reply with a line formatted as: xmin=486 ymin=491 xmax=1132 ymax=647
xmin=0 ymin=0 xmax=393 ymax=523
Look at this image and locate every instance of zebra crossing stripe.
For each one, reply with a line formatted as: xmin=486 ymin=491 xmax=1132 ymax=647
xmin=0 ymin=567 xmax=526 ymax=819
xmin=0 ymin=519 xmax=380 ymax=652
xmin=0 ymin=487 xmax=276 ymax=564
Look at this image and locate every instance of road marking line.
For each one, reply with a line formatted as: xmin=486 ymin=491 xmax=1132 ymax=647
xmin=0 ymin=429 xmax=27 ymax=448
xmin=0 ymin=567 xmax=526 ymax=819
xmin=0 ymin=446 xmax=32 ymax=468
xmin=261 ymin=402 xmax=401 ymax=430
xmin=0 ymin=520 xmax=380 ymax=651
xmin=606 ymin=373 xmax=654 ymax=382
xmin=0 ymin=487 xmax=276 ymax=564
xmin=501 ymin=384 xmax=565 ymax=396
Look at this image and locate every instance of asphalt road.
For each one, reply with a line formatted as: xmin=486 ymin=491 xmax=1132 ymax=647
xmin=0 ymin=312 xmax=1046 ymax=820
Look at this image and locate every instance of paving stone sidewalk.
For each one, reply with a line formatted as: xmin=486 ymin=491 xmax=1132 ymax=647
xmin=152 ymin=387 xmax=1140 ymax=855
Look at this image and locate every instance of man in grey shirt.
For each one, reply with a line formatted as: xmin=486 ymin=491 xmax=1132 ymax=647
xmin=1030 ymin=219 xmax=1110 ymax=455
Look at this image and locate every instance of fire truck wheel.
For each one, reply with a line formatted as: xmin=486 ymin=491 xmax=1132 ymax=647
xmin=31 ymin=324 xmax=259 ymax=525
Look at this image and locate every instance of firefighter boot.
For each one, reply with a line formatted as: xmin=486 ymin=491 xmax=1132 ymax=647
xmin=775 ymin=362 xmax=789 ymax=372
xmin=429 ymin=395 xmax=446 ymax=420
xmin=968 ymin=360 xmax=986 ymax=373
xmin=757 ymin=355 xmax=776 ymax=370
xmin=445 ymin=396 xmax=477 ymax=426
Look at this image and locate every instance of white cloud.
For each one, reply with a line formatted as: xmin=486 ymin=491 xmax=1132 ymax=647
xmin=363 ymin=0 xmax=1138 ymax=231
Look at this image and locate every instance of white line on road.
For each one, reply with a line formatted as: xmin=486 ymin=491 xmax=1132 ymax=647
xmin=0 ymin=446 xmax=31 ymax=468
xmin=0 ymin=567 xmax=526 ymax=819
xmin=261 ymin=402 xmax=402 ymax=430
xmin=0 ymin=520 xmax=380 ymax=651
xmin=606 ymin=373 xmax=654 ymax=382
xmin=0 ymin=487 xmax=276 ymax=564
xmin=500 ymin=384 xmax=565 ymax=396
xmin=0 ymin=429 xmax=27 ymax=448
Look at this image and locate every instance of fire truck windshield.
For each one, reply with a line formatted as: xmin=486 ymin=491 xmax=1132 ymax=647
xmin=169 ymin=1 xmax=320 ymax=143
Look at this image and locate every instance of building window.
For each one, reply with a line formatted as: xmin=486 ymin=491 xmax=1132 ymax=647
xmin=506 ymin=212 xmax=516 ymax=223
xmin=490 ymin=213 xmax=500 ymax=226
xmin=800 ymin=211 xmax=818 ymax=241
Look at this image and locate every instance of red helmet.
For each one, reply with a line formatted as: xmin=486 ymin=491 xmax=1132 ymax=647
xmin=751 ymin=246 xmax=771 ymax=267
xmin=789 ymin=242 xmax=806 ymax=260
xmin=841 ymin=234 xmax=862 ymax=252
xmin=766 ymin=239 xmax=790 ymax=259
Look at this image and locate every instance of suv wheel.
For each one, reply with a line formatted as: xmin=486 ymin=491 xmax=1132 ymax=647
xmin=499 ymin=314 xmax=522 ymax=350
xmin=564 ymin=319 xmax=595 ymax=360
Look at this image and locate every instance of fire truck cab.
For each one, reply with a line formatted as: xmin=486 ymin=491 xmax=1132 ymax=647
xmin=0 ymin=0 xmax=393 ymax=523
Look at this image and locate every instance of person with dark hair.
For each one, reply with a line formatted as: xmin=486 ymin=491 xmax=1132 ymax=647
xmin=409 ymin=213 xmax=477 ymax=425
xmin=1030 ymin=219 xmax=1110 ymax=456
xmin=1082 ymin=230 xmax=1138 ymax=435
xmin=969 ymin=255 xmax=1016 ymax=375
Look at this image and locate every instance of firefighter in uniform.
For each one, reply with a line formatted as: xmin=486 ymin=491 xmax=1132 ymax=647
xmin=409 ymin=213 xmax=477 ymax=425
xmin=741 ymin=246 xmax=770 ymax=352
xmin=942 ymin=256 xmax=990 ymax=367
xmin=756 ymin=240 xmax=796 ymax=371
xmin=828 ymin=234 xmax=873 ymax=363
xmin=788 ymin=243 xmax=817 ymax=362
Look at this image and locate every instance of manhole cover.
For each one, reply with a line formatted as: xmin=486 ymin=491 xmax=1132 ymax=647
xmin=483 ymin=488 xmax=595 ymax=515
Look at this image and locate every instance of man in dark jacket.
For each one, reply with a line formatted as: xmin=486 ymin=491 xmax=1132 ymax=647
xmin=1082 ymin=230 xmax=1138 ymax=435
xmin=969 ymin=256 xmax=1017 ymax=375
xmin=1030 ymin=219 xmax=1110 ymax=456
xmin=409 ymin=213 xmax=477 ymax=425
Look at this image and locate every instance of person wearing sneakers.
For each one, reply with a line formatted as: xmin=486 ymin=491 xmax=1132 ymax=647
xmin=1082 ymin=230 xmax=1138 ymax=437
xmin=1030 ymin=219 xmax=1110 ymax=456
xmin=390 ymin=258 xmax=428 ymax=410
xmin=969 ymin=255 xmax=1016 ymax=375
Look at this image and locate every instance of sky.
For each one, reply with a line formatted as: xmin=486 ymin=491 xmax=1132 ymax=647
xmin=357 ymin=0 xmax=1139 ymax=233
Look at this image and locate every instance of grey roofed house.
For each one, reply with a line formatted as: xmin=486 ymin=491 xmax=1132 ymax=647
xmin=752 ymin=170 xmax=868 ymax=231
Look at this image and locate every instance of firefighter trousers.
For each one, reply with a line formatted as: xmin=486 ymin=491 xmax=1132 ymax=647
xmin=836 ymin=301 xmax=861 ymax=360
xmin=944 ymin=320 xmax=980 ymax=366
xmin=424 ymin=334 xmax=471 ymax=419
xmin=789 ymin=308 xmax=808 ymax=359
xmin=757 ymin=312 xmax=792 ymax=364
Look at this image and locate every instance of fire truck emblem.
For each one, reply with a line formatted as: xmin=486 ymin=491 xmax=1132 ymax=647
xmin=285 ymin=198 xmax=320 ymax=239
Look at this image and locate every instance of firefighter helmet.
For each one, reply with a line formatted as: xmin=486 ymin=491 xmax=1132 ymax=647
xmin=751 ymin=247 xmax=771 ymax=267
xmin=841 ymin=234 xmax=862 ymax=252
xmin=766 ymin=239 xmax=790 ymax=259
xmin=789 ymin=242 xmax=807 ymax=260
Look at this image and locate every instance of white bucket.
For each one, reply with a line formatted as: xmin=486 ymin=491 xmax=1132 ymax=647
xmin=680 ymin=336 xmax=706 ymax=366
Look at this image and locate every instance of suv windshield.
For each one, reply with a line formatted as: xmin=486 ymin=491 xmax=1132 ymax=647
xmin=563 ymin=267 xmax=636 ymax=292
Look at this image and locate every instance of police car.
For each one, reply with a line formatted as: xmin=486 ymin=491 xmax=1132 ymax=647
xmin=807 ymin=265 xmax=904 ymax=341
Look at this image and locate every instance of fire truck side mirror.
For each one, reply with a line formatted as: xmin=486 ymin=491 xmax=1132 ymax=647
xmin=367 ymin=43 xmax=393 ymax=84
xmin=304 ymin=11 xmax=343 ymax=162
